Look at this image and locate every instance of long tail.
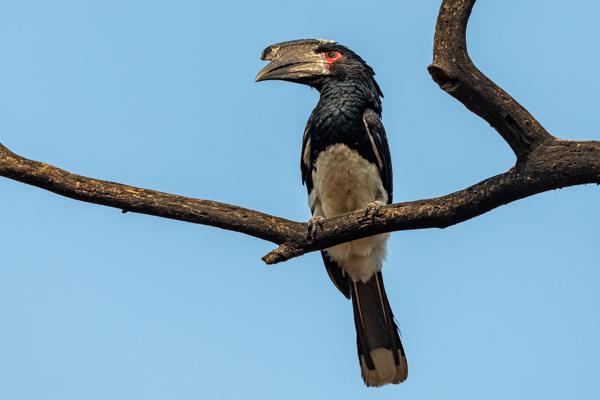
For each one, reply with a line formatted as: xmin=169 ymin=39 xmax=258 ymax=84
xmin=350 ymin=272 xmax=408 ymax=387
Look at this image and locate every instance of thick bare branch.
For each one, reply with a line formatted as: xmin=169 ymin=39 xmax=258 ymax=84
xmin=2 ymin=140 xmax=599 ymax=265
xmin=428 ymin=0 xmax=553 ymax=164
xmin=0 ymin=143 xmax=299 ymax=246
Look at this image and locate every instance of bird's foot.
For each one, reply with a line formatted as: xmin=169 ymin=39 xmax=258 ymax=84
xmin=307 ymin=216 xmax=325 ymax=241
xmin=364 ymin=200 xmax=383 ymax=222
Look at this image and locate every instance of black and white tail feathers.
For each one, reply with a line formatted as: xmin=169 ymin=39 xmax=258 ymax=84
xmin=351 ymin=272 xmax=408 ymax=386
xmin=322 ymin=252 xmax=408 ymax=386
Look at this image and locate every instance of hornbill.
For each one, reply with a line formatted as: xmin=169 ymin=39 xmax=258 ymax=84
xmin=256 ymin=39 xmax=407 ymax=387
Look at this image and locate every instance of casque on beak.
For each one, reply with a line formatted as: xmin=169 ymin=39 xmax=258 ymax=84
xmin=255 ymin=39 xmax=332 ymax=83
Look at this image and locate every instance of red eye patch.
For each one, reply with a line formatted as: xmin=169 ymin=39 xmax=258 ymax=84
xmin=323 ymin=51 xmax=343 ymax=64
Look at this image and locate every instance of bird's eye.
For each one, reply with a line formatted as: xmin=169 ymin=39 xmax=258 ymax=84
xmin=323 ymin=51 xmax=343 ymax=63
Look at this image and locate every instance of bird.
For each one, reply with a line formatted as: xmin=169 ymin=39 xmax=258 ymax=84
xmin=256 ymin=39 xmax=407 ymax=387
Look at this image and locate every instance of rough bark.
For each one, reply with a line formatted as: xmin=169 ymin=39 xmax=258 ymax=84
xmin=1 ymin=0 xmax=599 ymax=264
xmin=428 ymin=0 xmax=552 ymax=164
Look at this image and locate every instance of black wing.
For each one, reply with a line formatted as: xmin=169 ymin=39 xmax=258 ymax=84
xmin=300 ymin=111 xmax=316 ymax=194
xmin=362 ymin=108 xmax=393 ymax=203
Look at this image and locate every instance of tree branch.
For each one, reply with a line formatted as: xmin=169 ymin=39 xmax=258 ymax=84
xmin=1 ymin=0 xmax=599 ymax=264
xmin=428 ymin=0 xmax=553 ymax=164
xmin=2 ymin=139 xmax=598 ymax=265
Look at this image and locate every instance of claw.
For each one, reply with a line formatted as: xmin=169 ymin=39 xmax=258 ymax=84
xmin=307 ymin=216 xmax=325 ymax=240
xmin=364 ymin=200 xmax=383 ymax=222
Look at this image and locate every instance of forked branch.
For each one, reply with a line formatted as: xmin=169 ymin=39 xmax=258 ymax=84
xmin=1 ymin=0 xmax=599 ymax=264
xmin=428 ymin=0 xmax=553 ymax=163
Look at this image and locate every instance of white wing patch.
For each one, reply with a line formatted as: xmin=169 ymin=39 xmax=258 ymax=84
xmin=303 ymin=136 xmax=311 ymax=170
xmin=363 ymin=114 xmax=383 ymax=170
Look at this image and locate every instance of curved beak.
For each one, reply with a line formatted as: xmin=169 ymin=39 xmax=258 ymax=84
xmin=255 ymin=40 xmax=329 ymax=83
xmin=255 ymin=60 xmax=324 ymax=82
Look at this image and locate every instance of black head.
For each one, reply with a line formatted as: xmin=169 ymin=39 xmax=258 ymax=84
xmin=256 ymin=39 xmax=382 ymax=96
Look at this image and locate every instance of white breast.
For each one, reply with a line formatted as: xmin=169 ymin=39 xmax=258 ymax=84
xmin=309 ymin=143 xmax=389 ymax=282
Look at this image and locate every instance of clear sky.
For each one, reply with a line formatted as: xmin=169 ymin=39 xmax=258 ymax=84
xmin=1 ymin=0 xmax=599 ymax=399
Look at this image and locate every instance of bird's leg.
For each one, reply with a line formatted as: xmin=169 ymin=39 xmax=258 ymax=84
xmin=307 ymin=216 xmax=325 ymax=241
xmin=363 ymin=200 xmax=383 ymax=222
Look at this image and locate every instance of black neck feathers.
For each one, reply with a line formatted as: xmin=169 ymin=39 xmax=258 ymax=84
xmin=306 ymin=75 xmax=383 ymax=167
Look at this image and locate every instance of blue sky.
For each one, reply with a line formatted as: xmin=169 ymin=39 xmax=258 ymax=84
xmin=1 ymin=0 xmax=599 ymax=399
